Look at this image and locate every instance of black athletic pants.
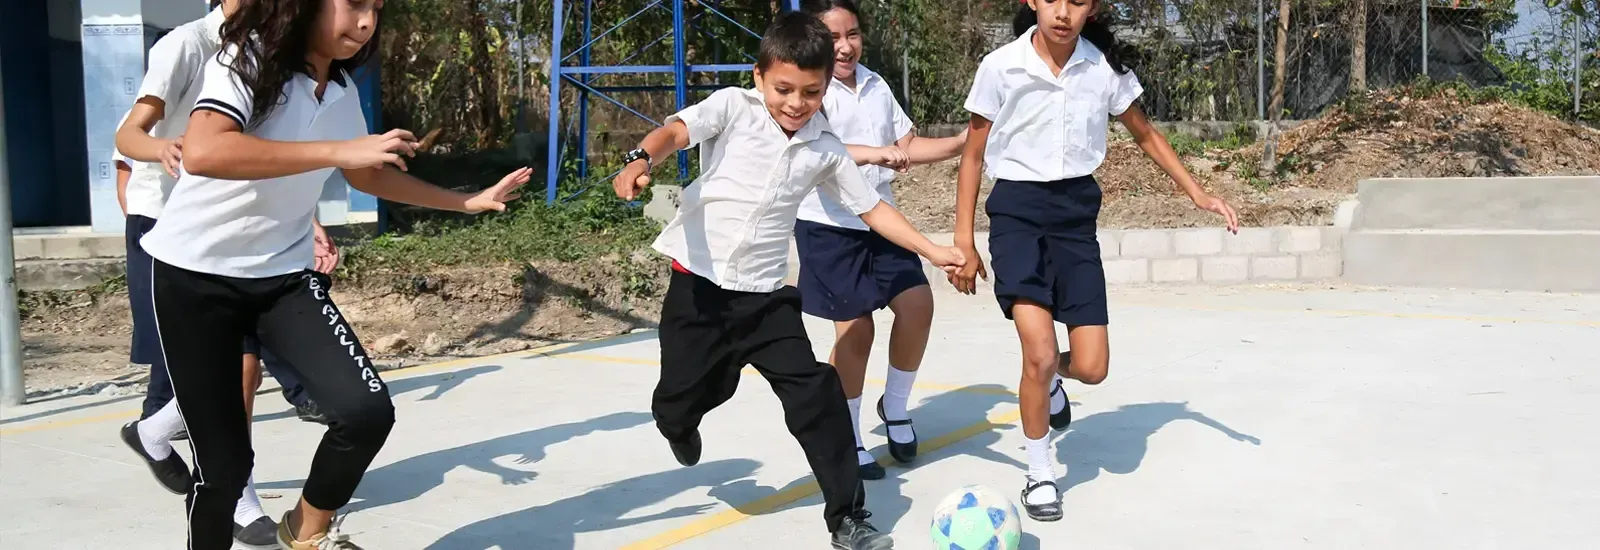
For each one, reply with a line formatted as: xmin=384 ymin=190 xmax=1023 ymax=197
xmin=654 ymin=270 xmax=865 ymax=533
xmin=152 ymin=260 xmax=395 ymax=550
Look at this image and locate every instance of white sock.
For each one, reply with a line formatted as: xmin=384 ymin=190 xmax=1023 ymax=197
xmin=1023 ymin=434 xmax=1058 ymax=505
xmin=882 ymin=365 xmax=916 ymax=444
xmin=233 ymin=474 xmax=267 ymax=526
xmin=138 ymin=399 xmax=185 ymax=460
xmin=1049 ymin=373 xmax=1068 ymax=416
xmin=847 ymin=398 xmax=872 ymax=465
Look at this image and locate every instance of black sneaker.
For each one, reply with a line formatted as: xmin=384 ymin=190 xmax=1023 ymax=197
xmin=831 ymin=511 xmax=895 ymax=550
xmin=233 ymin=516 xmax=278 ymax=549
xmin=856 ymin=447 xmax=885 ymax=480
xmin=1020 ymin=478 xmax=1063 ymax=522
xmin=875 ymin=397 xmax=917 ymax=463
xmin=296 ymin=399 xmax=329 ymax=425
xmin=1049 ymin=379 xmax=1073 ymax=431
xmin=669 ymin=431 xmax=702 ymax=467
xmin=119 ymin=421 xmax=192 ymax=495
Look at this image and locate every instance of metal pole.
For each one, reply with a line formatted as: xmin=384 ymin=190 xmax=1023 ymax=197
xmin=1257 ymin=0 xmax=1265 ymax=120
xmin=673 ymin=0 xmax=689 ymax=180
xmin=515 ymin=0 xmax=524 ymax=133
xmin=1421 ymin=0 xmax=1429 ymax=78
xmin=1 ymin=51 xmax=26 ymax=407
xmin=546 ymin=0 xmax=565 ymax=204
xmin=579 ymin=0 xmax=592 ymax=183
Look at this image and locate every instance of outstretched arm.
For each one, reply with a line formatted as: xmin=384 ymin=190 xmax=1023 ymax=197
xmin=896 ymin=128 xmax=968 ymax=166
xmin=343 ymin=165 xmax=530 ymax=214
xmin=949 ymin=115 xmax=992 ymax=294
xmin=1118 ymin=105 xmax=1239 ymax=233
xmin=613 ymin=120 xmax=691 ymax=201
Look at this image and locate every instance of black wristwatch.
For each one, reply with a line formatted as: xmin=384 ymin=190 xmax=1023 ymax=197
xmin=622 ymin=148 xmax=652 ymax=170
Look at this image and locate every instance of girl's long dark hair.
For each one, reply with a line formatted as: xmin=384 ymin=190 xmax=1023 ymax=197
xmin=218 ymin=0 xmax=378 ymax=129
xmin=1013 ymin=4 xmax=1129 ymax=75
xmin=800 ymin=0 xmax=862 ymax=23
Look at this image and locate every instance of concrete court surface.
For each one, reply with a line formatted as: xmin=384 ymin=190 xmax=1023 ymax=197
xmin=3 ymin=282 xmax=1598 ymax=549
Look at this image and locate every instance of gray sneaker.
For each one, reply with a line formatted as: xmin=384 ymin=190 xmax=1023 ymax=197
xmin=232 ymin=516 xmax=277 ymax=549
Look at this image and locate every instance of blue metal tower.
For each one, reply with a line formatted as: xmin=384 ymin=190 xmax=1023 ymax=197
xmin=545 ymin=0 xmax=803 ymax=203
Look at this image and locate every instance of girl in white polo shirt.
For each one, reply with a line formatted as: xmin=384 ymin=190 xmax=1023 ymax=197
xmin=794 ymin=0 xmax=969 ymax=482
xmin=951 ymin=0 xmax=1240 ymax=521
xmin=140 ymin=1 xmax=527 ymax=548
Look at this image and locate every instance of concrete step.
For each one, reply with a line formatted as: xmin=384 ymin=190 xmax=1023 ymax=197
xmin=12 ymin=232 xmax=126 ymax=261
xmin=1354 ymin=176 xmax=1600 ymax=231
xmin=16 ymin=259 xmax=126 ymax=292
xmin=1343 ymin=229 xmax=1600 ymax=292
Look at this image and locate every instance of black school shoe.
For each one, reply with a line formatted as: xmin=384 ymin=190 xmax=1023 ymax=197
xmin=831 ymin=511 xmax=895 ymax=549
xmin=1049 ymin=379 xmax=1073 ymax=431
xmin=856 ymin=447 xmax=885 ymax=480
xmin=1020 ymin=479 xmax=1064 ymax=522
xmin=119 ymin=421 xmax=192 ymax=495
xmin=875 ymin=398 xmax=917 ymax=463
xmin=233 ymin=516 xmax=278 ymax=549
xmin=669 ymin=431 xmax=702 ymax=467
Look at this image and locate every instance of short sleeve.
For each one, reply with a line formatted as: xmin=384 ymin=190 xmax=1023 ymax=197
xmin=816 ymin=142 xmax=883 ymax=215
xmin=664 ymin=87 xmax=740 ymax=147
xmin=890 ymin=97 xmax=914 ymax=141
xmin=963 ymin=56 xmax=1005 ymax=120
xmin=192 ymin=45 xmax=255 ymax=129
xmin=1108 ymin=69 xmax=1144 ymax=116
xmin=136 ymin=32 xmax=200 ymax=118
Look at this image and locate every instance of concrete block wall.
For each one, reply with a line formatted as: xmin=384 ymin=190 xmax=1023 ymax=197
xmin=785 ymin=225 xmax=1344 ymax=292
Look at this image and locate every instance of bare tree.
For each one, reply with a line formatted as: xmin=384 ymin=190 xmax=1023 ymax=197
xmin=1262 ymin=0 xmax=1293 ymax=172
xmin=1351 ymin=0 xmax=1368 ymax=91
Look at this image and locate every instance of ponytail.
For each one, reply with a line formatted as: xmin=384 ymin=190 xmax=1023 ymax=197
xmin=1011 ymin=3 xmax=1131 ymax=75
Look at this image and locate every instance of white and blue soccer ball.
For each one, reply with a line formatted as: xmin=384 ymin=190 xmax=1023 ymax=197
xmin=929 ymin=484 xmax=1024 ymax=550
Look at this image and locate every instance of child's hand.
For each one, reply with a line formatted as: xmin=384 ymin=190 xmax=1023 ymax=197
xmin=464 ymin=167 xmax=532 ymax=213
xmin=613 ymin=160 xmax=651 ymax=201
xmin=875 ymin=146 xmax=910 ymax=172
xmin=160 ymin=137 xmax=184 ymax=178
xmin=337 ymin=129 xmax=419 ymax=171
xmin=948 ymin=245 xmax=988 ymax=295
xmin=1193 ymin=193 xmax=1240 ymax=234
xmin=312 ymin=223 xmax=339 ymax=274
xmin=924 ymin=245 xmax=967 ymax=273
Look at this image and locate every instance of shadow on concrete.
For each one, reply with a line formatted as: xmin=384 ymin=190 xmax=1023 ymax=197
xmin=703 ymin=384 xmax=1027 ymax=533
xmin=424 ymin=458 xmax=762 ymax=550
xmin=253 ymin=366 xmax=505 ymax=423
xmin=459 ymin=263 xmax=656 ymax=347
xmin=258 ymin=411 xmax=652 ymax=514
xmin=1055 ymin=401 xmax=1260 ymax=494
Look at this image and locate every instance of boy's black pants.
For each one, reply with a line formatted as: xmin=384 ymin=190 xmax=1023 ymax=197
xmin=151 ymin=260 xmax=395 ymax=550
xmin=654 ymin=270 xmax=865 ymax=533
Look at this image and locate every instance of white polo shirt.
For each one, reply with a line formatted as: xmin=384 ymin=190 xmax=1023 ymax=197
xmin=653 ymin=87 xmax=883 ymax=293
xmin=123 ymin=7 xmax=225 ymax=219
xmin=141 ymin=45 xmax=367 ymax=279
xmin=964 ymin=28 xmax=1144 ymax=182
xmin=796 ymin=65 xmax=914 ymax=231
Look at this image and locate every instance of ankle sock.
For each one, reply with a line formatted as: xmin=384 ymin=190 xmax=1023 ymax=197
xmin=138 ymin=399 xmax=185 ymax=460
xmin=882 ymin=365 xmax=917 ymax=443
xmin=1049 ymin=373 xmax=1068 ymax=416
xmin=1023 ymin=433 xmax=1058 ymax=505
xmin=234 ymin=474 xmax=267 ymax=526
xmin=847 ymin=397 xmax=873 ymax=465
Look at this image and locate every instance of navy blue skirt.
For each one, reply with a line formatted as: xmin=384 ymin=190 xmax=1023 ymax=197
xmin=795 ymin=220 xmax=929 ymax=322
xmin=986 ymin=175 xmax=1109 ymax=327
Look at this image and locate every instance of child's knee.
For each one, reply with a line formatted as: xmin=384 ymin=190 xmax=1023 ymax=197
xmin=1072 ymin=352 xmax=1110 ymax=385
xmin=834 ymin=317 xmax=875 ymax=353
xmin=1021 ymin=347 xmax=1060 ymax=382
xmin=332 ymin=398 xmax=396 ymax=446
xmin=888 ymin=286 xmax=935 ymax=323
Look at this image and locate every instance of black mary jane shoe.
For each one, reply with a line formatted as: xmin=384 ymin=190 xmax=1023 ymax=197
xmin=1021 ymin=479 xmax=1064 ymax=522
xmin=1049 ymin=379 xmax=1073 ymax=431
xmin=876 ymin=397 xmax=918 ymax=463
xmin=856 ymin=447 xmax=886 ymax=480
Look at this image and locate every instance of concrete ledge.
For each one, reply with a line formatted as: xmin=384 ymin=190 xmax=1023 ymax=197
xmin=11 ymin=233 xmax=125 ymax=261
xmin=785 ymin=225 xmax=1342 ymax=294
xmin=1354 ymin=176 xmax=1600 ymax=231
xmin=1344 ymin=230 xmax=1600 ymax=292
xmin=16 ymin=259 xmax=125 ymax=292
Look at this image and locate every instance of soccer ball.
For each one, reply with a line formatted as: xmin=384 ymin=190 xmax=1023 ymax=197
xmin=929 ymin=485 xmax=1023 ymax=550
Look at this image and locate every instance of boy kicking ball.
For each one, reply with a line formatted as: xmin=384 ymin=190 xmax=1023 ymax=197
xmin=612 ymin=12 xmax=965 ymax=549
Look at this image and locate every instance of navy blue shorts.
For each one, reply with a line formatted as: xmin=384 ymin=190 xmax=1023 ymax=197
xmin=986 ymin=176 xmax=1109 ymax=327
xmin=795 ymin=220 xmax=929 ymax=322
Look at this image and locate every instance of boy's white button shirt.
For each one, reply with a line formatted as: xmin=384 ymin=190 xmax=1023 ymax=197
xmin=654 ymin=87 xmax=883 ymax=293
xmin=141 ymin=45 xmax=367 ymax=279
xmin=964 ymin=28 xmax=1144 ymax=182
xmin=796 ymin=64 xmax=913 ymax=231
xmin=124 ymin=7 xmax=225 ymax=219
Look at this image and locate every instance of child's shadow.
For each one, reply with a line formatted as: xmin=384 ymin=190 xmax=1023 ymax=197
xmin=1057 ymin=401 xmax=1260 ymax=493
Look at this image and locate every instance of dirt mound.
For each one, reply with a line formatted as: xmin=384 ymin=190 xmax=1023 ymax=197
xmin=895 ymin=88 xmax=1600 ymax=233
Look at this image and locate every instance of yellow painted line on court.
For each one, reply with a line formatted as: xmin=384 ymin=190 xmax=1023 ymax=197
xmin=618 ymin=406 xmax=1027 ymax=550
xmin=1125 ymin=301 xmax=1600 ymax=328
xmin=0 ymin=336 xmax=640 ymax=437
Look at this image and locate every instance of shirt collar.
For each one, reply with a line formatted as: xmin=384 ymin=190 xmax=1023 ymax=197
xmin=830 ymin=64 xmax=880 ymax=95
xmin=1013 ymin=27 xmax=1100 ymax=81
xmin=739 ymin=87 xmax=829 ymax=143
xmin=202 ymin=7 xmax=226 ymax=45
